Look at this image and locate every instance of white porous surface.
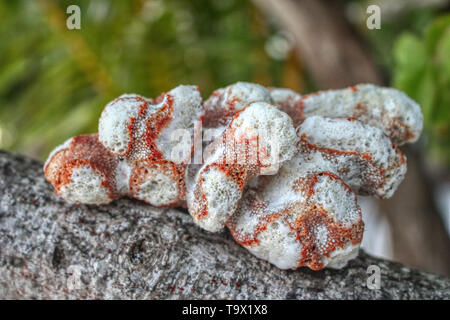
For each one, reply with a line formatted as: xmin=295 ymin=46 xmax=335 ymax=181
xmin=186 ymin=143 xmax=240 ymax=233
xmin=43 ymin=137 xmax=73 ymax=170
xmin=270 ymin=88 xmax=302 ymax=105
xmin=269 ymin=87 xmax=303 ymax=125
xmin=228 ymin=170 xmax=363 ymax=270
xmin=224 ymin=82 xmax=274 ymax=111
xmin=203 ymin=82 xmax=274 ymax=127
xmin=96 ymin=85 xmax=204 ymax=207
xmin=59 ymin=165 xmax=111 ymax=204
xmin=229 ymin=101 xmax=298 ymax=169
xmin=133 ymin=165 xmax=179 ymax=206
xmin=115 ymin=159 xmax=132 ymax=195
xmin=99 ymin=86 xmax=203 ymax=163
xmin=190 ymin=166 xmax=241 ymax=232
xmin=297 ymin=116 xmax=407 ymax=198
xmin=98 ymin=94 xmax=143 ymax=155
xmin=302 ymin=84 xmax=423 ymax=144
xmin=323 ymin=242 xmax=361 ymax=269
xmin=157 ymin=85 xmax=203 ymax=163
xmin=187 ymin=102 xmax=298 ymax=233
xmin=308 ymin=173 xmax=360 ymax=227
xmin=246 ymin=217 xmax=302 ymax=270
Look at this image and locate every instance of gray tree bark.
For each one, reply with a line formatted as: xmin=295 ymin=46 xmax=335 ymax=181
xmin=0 ymin=150 xmax=448 ymax=299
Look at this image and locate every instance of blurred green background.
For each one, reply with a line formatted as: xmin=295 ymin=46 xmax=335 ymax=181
xmin=0 ymin=0 xmax=448 ymax=167
xmin=0 ymin=0 xmax=304 ymax=160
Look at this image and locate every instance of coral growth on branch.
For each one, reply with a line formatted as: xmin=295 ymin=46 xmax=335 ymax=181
xmin=44 ymin=81 xmax=423 ymax=270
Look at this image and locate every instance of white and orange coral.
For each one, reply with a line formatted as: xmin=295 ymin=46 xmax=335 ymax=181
xmin=44 ymin=82 xmax=423 ymax=271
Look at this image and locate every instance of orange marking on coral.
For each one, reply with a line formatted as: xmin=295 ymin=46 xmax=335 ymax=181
xmin=292 ymin=203 xmax=362 ymax=271
xmin=145 ymin=94 xmax=174 ymax=159
xmin=289 ymin=173 xmax=362 ymax=270
xmin=194 ymin=104 xmax=273 ymax=220
xmin=229 ymin=207 xmax=280 ymax=247
xmin=130 ymin=158 xmax=186 ymax=207
xmin=298 ymin=134 xmax=385 ymax=192
xmin=227 ymin=170 xmax=363 ymax=270
xmin=49 ymin=134 xmax=119 ymax=200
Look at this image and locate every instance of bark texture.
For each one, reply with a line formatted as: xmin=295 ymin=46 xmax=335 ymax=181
xmin=0 ymin=150 xmax=448 ymax=299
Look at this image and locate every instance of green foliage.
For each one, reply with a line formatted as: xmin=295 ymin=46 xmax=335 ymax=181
xmin=393 ymin=14 xmax=450 ymax=167
xmin=0 ymin=0 xmax=293 ymax=161
xmin=360 ymin=4 xmax=438 ymax=71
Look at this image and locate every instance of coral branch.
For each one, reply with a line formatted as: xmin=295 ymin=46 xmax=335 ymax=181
xmin=43 ymin=82 xmax=423 ymax=271
xmin=187 ymin=101 xmax=297 ymax=232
